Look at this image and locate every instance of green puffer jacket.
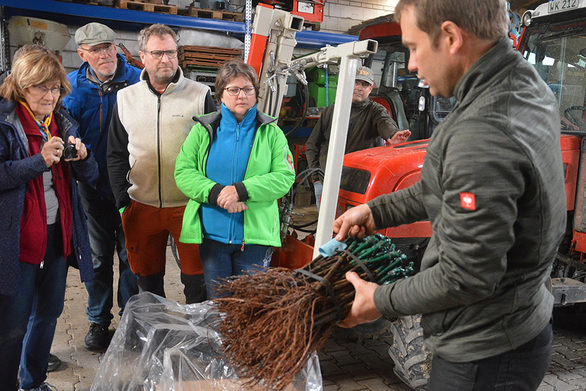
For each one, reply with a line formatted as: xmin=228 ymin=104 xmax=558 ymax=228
xmin=370 ymin=38 xmax=566 ymax=362
xmin=175 ymin=110 xmax=295 ymax=247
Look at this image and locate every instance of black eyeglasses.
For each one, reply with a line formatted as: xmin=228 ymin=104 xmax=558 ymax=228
xmin=224 ymin=86 xmax=255 ymax=96
xmin=143 ymin=50 xmax=178 ymax=59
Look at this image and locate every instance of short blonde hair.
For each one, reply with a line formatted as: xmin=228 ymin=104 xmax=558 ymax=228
xmin=0 ymin=45 xmax=71 ymax=108
xmin=138 ymin=24 xmax=177 ymax=52
xmin=395 ymin=0 xmax=509 ymax=45
xmin=215 ymin=59 xmax=259 ymax=104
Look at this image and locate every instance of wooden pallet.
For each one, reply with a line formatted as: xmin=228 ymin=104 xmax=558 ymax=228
xmin=185 ymin=6 xmax=243 ymax=22
xmin=115 ymin=0 xmax=177 ymax=14
xmin=179 ymin=45 xmax=242 ymax=56
xmin=182 ymin=59 xmax=241 ymax=68
xmin=179 ymin=45 xmax=242 ymax=69
xmin=180 ymin=55 xmax=237 ymax=68
xmin=180 ymin=53 xmax=240 ymax=62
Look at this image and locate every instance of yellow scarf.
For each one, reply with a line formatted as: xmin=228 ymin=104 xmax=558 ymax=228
xmin=20 ymin=100 xmax=53 ymax=141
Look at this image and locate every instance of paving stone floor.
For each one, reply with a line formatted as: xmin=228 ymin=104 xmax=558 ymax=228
xmin=47 ymin=248 xmax=586 ymax=390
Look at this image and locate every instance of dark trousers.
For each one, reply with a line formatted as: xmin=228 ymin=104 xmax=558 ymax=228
xmin=79 ymin=183 xmax=138 ymax=327
xmin=428 ymin=322 xmax=553 ymax=391
xmin=0 ymin=224 xmax=68 ymax=390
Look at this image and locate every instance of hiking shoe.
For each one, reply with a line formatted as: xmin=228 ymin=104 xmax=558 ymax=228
xmin=19 ymin=382 xmax=58 ymax=391
xmin=84 ymin=323 xmax=109 ymax=351
xmin=47 ymin=353 xmax=61 ymax=372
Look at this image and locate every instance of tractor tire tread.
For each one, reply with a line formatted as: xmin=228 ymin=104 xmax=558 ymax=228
xmin=388 ymin=314 xmax=431 ymax=390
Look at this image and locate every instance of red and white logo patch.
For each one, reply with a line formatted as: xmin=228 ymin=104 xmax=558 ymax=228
xmin=460 ymin=192 xmax=476 ymax=210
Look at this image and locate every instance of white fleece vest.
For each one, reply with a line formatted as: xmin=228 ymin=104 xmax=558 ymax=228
xmin=117 ymin=70 xmax=210 ymax=207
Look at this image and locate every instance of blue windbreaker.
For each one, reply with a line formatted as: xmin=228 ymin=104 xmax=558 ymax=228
xmin=63 ymin=54 xmax=141 ymax=196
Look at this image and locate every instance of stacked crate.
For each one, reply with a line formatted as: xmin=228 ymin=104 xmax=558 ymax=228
xmin=185 ymin=5 xmax=243 ymax=22
xmin=179 ymin=45 xmax=243 ymax=97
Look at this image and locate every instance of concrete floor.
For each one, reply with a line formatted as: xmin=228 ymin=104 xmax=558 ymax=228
xmin=46 ymin=246 xmax=586 ymax=391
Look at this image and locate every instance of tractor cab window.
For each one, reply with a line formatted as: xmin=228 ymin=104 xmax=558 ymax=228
xmin=523 ymin=21 xmax=586 ymax=133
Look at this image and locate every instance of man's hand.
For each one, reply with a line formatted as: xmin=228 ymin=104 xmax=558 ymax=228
xmin=386 ymin=130 xmax=411 ymax=146
xmin=217 ymin=185 xmax=239 ymax=209
xmin=338 ymin=271 xmax=382 ymax=328
xmin=333 ymin=203 xmax=376 ymax=241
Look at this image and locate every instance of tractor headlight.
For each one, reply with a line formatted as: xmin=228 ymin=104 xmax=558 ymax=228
xmin=522 ymin=10 xmax=533 ymax=27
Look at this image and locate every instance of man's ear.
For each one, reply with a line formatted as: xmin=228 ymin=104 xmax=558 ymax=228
xmin=440 ymin=21 xmax=464 ymax=55
xmin=139 ymin=51 xmax=145 ymax=64
xmin=77 ymin=48 xmax=87 ymax=62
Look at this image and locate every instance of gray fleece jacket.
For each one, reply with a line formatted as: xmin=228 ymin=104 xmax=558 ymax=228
xmin=370 ymin=37 xmax=566 ymax=362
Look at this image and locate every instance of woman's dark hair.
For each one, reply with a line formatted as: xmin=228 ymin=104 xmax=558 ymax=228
xmin=215 ymin=59 xmax=259 ymax=104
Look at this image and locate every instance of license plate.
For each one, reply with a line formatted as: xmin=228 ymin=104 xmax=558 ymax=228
xmin=298 ymin=2 xmax=314 ymax=14
xmin=548 ymin=0 xmax=581 ymax=13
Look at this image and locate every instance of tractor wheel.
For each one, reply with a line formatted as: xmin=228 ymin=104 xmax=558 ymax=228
xmin=388 ymin=315 xmax=431 ymax=390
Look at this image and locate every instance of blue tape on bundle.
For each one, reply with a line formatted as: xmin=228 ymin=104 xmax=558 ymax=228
xmin=319 ymin=238 xmax=348 ymax=257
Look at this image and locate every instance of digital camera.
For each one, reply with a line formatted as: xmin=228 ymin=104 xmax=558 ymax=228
xmin=62 ymin=142 xmax=78 ymax=160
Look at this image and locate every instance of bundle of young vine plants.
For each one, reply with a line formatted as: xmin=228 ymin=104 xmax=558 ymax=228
xmin=214 ymin=234 xmax=414 ymax=390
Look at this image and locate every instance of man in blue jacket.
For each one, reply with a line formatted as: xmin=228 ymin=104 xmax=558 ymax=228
xmin=63 ymin=22 xmax=140 ymax=351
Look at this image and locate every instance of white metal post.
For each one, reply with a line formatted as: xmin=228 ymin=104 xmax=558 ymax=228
xmin=313 ymin=56 xmax=359 ymax=258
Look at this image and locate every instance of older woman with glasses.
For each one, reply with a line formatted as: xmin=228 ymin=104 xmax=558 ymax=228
xmin=0 ymin=45 xmax=98 ymax=391
xmin=175 ymin=59 xmax=295 ymax=299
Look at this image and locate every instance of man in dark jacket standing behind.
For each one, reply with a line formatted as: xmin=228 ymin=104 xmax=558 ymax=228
xmin=333 ymin=0 xmax=566 ymax=390
xmin=305 ymin=66 xmax=410 ymax=209
xmin=63 ymin=22 xmax=140 ymax=351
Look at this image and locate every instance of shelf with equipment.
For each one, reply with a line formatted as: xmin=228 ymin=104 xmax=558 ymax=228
xmin=0 ymin=0 xmax=358 ymax=49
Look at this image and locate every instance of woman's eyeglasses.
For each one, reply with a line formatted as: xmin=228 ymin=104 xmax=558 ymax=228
xmin=224 ymin=87 xmax=255 ymax=96
xmin=30 ymin=85 xmax=62 ymax=96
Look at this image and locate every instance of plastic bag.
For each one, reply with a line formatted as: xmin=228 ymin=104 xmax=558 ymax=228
xmin=90 ymin=292 xmax=322 ymax=391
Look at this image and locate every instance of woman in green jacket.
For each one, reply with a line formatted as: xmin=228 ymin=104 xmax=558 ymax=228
xmin=175 ymin=60 xmax=295 ymax=298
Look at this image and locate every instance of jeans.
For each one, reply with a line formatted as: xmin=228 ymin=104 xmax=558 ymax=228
xmin=313 ymin=181 xmax=323 ymax=211
xmin=0 ymin=224 xmax=68 ymax=390
xmin=79 ymin=183 xmax=137 ymax=327
xmin=200 ymin=238 xmax=273 ymax=299
xmin=428 ymin=322 xmax=553 ymax=391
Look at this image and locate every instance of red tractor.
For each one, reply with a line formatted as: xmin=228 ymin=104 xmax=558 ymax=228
xmin=334 ymin=0 xmax=586 ymax=305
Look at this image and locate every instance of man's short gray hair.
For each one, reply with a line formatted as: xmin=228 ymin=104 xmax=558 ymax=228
xmin=138 ymin=24 xmax=177 ymax=52
xmin=395 ymin=0 xmax=509 ymax=45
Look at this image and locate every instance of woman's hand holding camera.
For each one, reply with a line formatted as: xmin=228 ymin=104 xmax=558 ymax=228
xmin=41 ymin=137 xmax=64 ymax=168
xmin=41 ymin=136 xmax=87 ymax=167
xmin=65 ymin=135 xmax=87 ymax=161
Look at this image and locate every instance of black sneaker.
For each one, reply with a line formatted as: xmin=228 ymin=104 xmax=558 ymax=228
xmin=19 ymin=382 xmax=58 ymax=391
xmin=46 ymin=353 xmax=61 ymax=373
xmin=84 ymin=323 xmax=109 ymax=351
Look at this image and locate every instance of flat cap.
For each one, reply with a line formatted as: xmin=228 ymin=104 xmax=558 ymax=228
xmin=355 ymin=66 xmax=375 ymax=85
xmin=75 ymin=23 xmax=115 ymax=46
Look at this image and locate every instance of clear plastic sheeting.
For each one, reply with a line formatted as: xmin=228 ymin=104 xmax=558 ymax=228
xmin=90 ymin=292 xmax=322 ymax=391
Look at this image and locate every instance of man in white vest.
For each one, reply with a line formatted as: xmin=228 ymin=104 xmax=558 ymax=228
xmin=107 ymin=24 xmax=215 ymax=304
